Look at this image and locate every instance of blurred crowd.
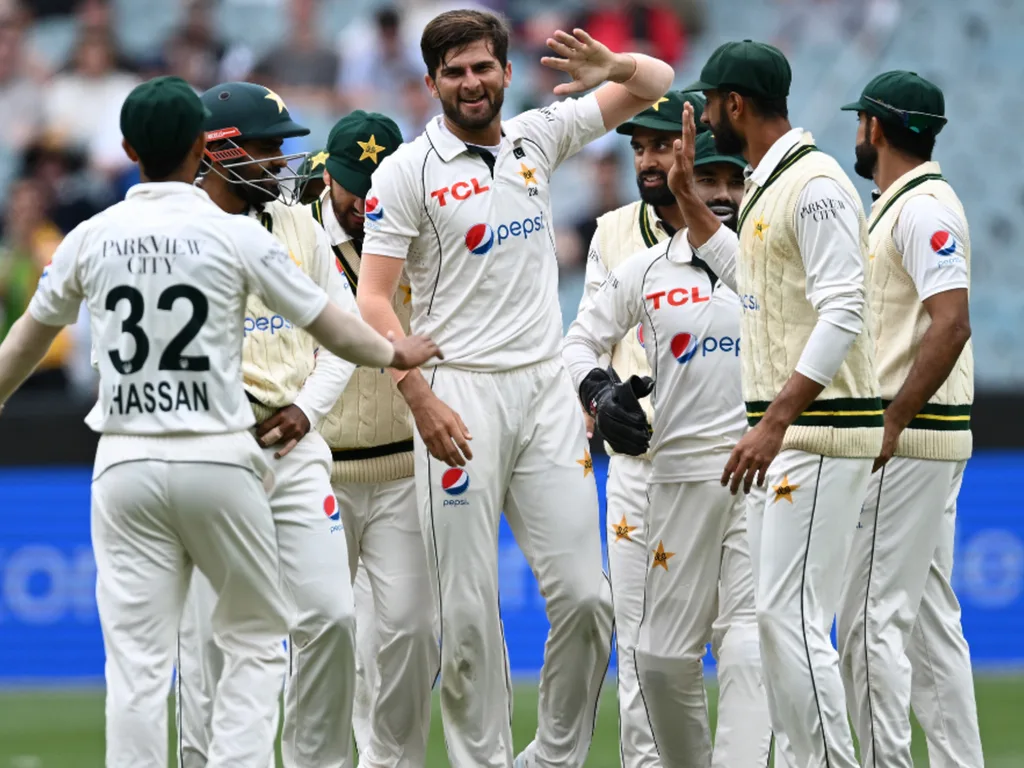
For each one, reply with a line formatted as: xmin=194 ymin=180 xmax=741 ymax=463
xmin=1 ymin=0 xmax=904 ymax=402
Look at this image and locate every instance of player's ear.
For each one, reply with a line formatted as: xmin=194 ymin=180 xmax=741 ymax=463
xmin=503 ymin=60 xmax=512 ymax=88
xmin=322 ymin=168 xmax=332 ymax=187
xmin=424 ymin=73 xmax=440 ymax=100
xmin=122 ymin=138 xmax=139 ymax=164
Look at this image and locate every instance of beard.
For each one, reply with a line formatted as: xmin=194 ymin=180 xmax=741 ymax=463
xmin=441 ymin=87 xmax=504 ymax=132
xmin=232 ymin=167 xmax=281 ymax=205
xmin=331 ymin=195 xmax=364 ymax=246
xmin=636 ymin=170 xmax=676 ymax=207
xmin=710 ymin=112 xmax=744 ymax=156
xmin=854 ymin=140 xmax=878 ymax=180
xmin=705 ymin=198 xmax=739 ymax=231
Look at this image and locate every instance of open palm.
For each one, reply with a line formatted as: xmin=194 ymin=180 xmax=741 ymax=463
xmin=540 ymin=28 xmax=618 ymax=95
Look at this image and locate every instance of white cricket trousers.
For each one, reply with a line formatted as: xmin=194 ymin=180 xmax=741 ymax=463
xmin=746 ymin=449 xmax=871 ymax=768
xmin=634 ymin=479 xmax=772 ymax=768
xmin=93 ymin=455 xmax=289 ymax=768
xmin=605 ymin=455 xmax=660 ymax=768
xmin=416 ymin=359 xmax=614 ymax=768
xmin=177 ymin=431 xmax=356 ymax=768
xmin=838 ymin=457 xmax=983 ymax=768
xmin=334 ymin=475 xmax=439 ymax=768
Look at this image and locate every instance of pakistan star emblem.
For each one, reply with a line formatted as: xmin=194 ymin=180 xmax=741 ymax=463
xmin=517 ymin=162 xmax=538 ymax=186
xmin=652 ymin=541 xmax=675 ymax=570
xmin=357 ymin=135 xmax=386 ymax=164
xmin=309 ymin=150 xmax=328 ymax=169
xmin=753 ymin=216 xmax=770 ymax=241
xmin=399 ymin=284 xmax=411 ymax=305
xmin=613 ymin=515 xmax=637 ymax=543
xmin=264 ymin=88 xmax=287 ymax=113
xmin=577 ymin=449 xmax=593 ymax=477
xmin=772 ymin=475 xmax=800 ymax=504
xmin=650 ymin=96 xmax=669 ymax=111
xmin=288 ymin=250 xmax=302 ymax=268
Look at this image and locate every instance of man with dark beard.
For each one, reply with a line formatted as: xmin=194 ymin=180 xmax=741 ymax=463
xmin=672 ymin=41 xmax=882 ymax=768
xmin=570 ymin=123 xmax=768 ymax=768
xmin=834 ymin=71 xmax=982 ymax=768
xmin=306 ymin=110 xmax=439 ymax=768
xmin=355 ymin=9 xmax=674 ymax=768
xmin=177 ymin=82 xmax=364 ymax=768
xmin=573 ymin=90 xmax=708 ymax=768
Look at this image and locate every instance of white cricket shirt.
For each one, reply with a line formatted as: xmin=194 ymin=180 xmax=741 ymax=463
xmin=29 ymin=182 xmax=329 ymax=440
xmin=892 ymin=195 xmax=969 ymax=299
xmin=563 ymin=233 xmax=746 ymax=482
xmin=362 ymin=94 xmax=607 ymax=371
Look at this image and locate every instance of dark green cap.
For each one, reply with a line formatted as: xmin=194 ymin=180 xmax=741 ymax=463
xmin=615 ymin=91 xmax=710 ymax=135
xmin=840 ymin=70 xmax=947 ymax=135
xmin=201 ymin=81 xmax=309 ymax=142
xmin=298 ymin=148 xmax=329 ymax=181
xmin=120 ymin=76 xmax=211 ymax=169
xmin=325 ymin=110 xmax=403 ymax=198
xmin=682 ymin=40 xmax=791 ymax=99
xmin=693 ymin=131 xmax=747 ymax=170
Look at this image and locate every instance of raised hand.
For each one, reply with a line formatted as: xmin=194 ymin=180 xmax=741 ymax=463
xmin=540 ymin=28 xmax=631 ymax=95
xmin=668 ymin=101 xmax=699 ymax=200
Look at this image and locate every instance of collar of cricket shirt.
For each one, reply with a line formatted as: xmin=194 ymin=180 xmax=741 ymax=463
xmin=128 ymin=181 xmax=213 ymax=202
xmin=427 ymin=114 xmax=523 ymax=162
xmin=746 ymin=126 xmax=805 ymax=187
xmin=665 ymin=229 xmax=694 ymax=264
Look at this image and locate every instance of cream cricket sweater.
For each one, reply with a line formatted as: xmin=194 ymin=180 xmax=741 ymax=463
xmin=739 ymin=134 xmax=882 ymax=458
xmin=867 ymin=162 xmax=973 ymax=460
xmin=311 ymin=197 xmax=415 ymax=484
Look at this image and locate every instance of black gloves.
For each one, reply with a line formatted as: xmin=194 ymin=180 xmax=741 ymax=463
xmin=579 ymin=367 xmax=655 ymax=456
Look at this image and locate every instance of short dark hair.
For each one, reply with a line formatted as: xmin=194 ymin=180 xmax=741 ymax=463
xmin=420 ymin=9 xmax=510 ymax=78
xmin=745 ymin=94 xmax=789 ymax=120
xmin=137 ymin=129 xmax=201 ymax=180
xmin=875 ymin=115 xmax=935 ymax=161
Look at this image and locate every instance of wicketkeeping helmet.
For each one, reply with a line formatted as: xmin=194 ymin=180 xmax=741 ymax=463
xmin=200 ymin=81 xmax=312 ymax=205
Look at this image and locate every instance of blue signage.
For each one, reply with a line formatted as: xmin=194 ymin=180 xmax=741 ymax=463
xmin=1 ymin=454 xmax=1022 ymax=683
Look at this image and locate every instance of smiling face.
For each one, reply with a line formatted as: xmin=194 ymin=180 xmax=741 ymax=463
xmin=694 ymin=162 xmax=745 ymax=230
xmin=426 ymin=38 xmax=510 ymax=133
xmin=631 ymin=127 xmax=678 ymax=207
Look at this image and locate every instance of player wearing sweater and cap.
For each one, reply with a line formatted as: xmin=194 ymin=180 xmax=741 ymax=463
xmin=565 ymin=131 xmax=771 ymax=768
xmin=835 ymin=72 xmax=983 ymax=768
xmin=672 ymin=41 xmax=882 ymax=768
xmin=575 ymin=91 xmax=731 ymax=768
xmin=307 ymin=111 xmax=439 ymax=768
xmin=0 ymin=76 xmax=439 ymax=768
xmin=355 ymin=9 xmax=674 ymax=768
xmin=175 ymin=82 xmax=364 ymax=768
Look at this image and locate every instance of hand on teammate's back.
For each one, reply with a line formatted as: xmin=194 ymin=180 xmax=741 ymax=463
xmin=389 ymin=332 xmax=443 ymax=370
xmin=397 ymin=372 xmax=473 ymax=468
xmin=256 ymin=404 xmax=312 ymax=459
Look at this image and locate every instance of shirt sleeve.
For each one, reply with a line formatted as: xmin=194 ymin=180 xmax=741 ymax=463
xmin=360 ymin=151 xmax=421 ymax=259
xmin=562 ymin=255 xmax=645 ymax=390
xmin=795 ymin=177 xmax=866 ymax=331
xmin=893 ymin=195 xmax=969 ymax=300
xmin=507 ymin=93 xmax=606 ymax=171
xmin=235 ymin=218 xmax=329 ymax=327
xmin=693 ymin=225 xmax=739 ymax=293
xmin=28 ymin=223 xmax=88 ymax=327
xmin=576 ymin=229 xmax=608 ymax=316
xmin=292 ymin=266 xmax=358 ymax=428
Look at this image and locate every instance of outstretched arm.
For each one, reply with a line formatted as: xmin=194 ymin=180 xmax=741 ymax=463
xmin=0 ymin=314 xmax=65 ymax=410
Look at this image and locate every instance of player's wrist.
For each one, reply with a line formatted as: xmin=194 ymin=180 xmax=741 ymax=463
xmin=608 ymin=53 xmax=638 ymax=84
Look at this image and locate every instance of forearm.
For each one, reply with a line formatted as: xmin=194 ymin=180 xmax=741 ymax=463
xmin=595 ymin=53 xmax=675 ymax=129
xmin=692 ymin=224 xmax=739 ymax=292
xmin=759 ymin=371 xmax=826 ymax=430
xmin=885 ymin=320 xmax=971 ymax=429
xmin=292 ymin=348 xmax=355 ymax=428
xmin=794 ymin=308 xmax=861 ymax=387
xmin=0 ymin=314 xmax=64 ymax=405
xmin=561 ymin=333 xmax=605 ymax=394
xmin=356 ymin=292 xmax=409 ymax=384
xmin=304 ymin=301 xmax=395 ymax=370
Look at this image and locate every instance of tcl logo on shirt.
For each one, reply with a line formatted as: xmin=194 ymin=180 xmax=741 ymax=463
xmin=645 ymin=286 xmax=711 ymax=309
xmin=431 ymin=178 xmax=491 ymax=207
xmin=464 ymin=215 xmax=546 ymax=255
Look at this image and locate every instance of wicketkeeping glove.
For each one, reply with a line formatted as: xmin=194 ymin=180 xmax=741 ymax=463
xmin=579 ymin=367 xmax=655 ymax=456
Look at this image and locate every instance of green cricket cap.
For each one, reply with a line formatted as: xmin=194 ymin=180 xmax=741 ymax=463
xmin=120 ymin=76 xmax=211 ymax=170
xmin=682 ymin=40 xmax=791 ymax=100
xmin=615 ymin=91 xmax=710 ymax=135
xmin=693 ymin=131 xmax=747 ymax=170
xmin=325 ymin=110 xmax=403 ymax=199
xmin=201 ymin=81 xmax=309 ymax=142
xmin=841 ymin=70 xmax=947 ymax=135
xmin=298 ymin=148 xmax=328 ymax=181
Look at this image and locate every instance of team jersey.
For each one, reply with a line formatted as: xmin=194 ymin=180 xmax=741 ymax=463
xmin=362 ymin=93 xmax=607 ymax=371
xmin=563 ymin=233 xmax=746 ymax=482
xmin=28 ymin=182 xmax=329 ymax=436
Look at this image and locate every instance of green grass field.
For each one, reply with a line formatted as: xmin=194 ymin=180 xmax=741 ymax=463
xmin=1 ymin=676 xmax=1022 ymax=766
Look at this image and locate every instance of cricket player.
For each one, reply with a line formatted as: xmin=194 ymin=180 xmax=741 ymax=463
xmin=307 ymin=110 xmax=439 ymax=768
xmin=835 ymin=72 xmax=983 ymax=768
xmin=672 ymin=41 xmax=882 ymax=768
xmin=0 ymin=76 xmax=439 ymax=768
xmin=175 ymin=81 xmax=361 ymax=768
xmin=355 ymin=10 xmax=674 ymax=768
xmin=564 ymin=130 xmax=771 ymax=768
xmin=575 ymin=90 xmax=707 ymax=767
